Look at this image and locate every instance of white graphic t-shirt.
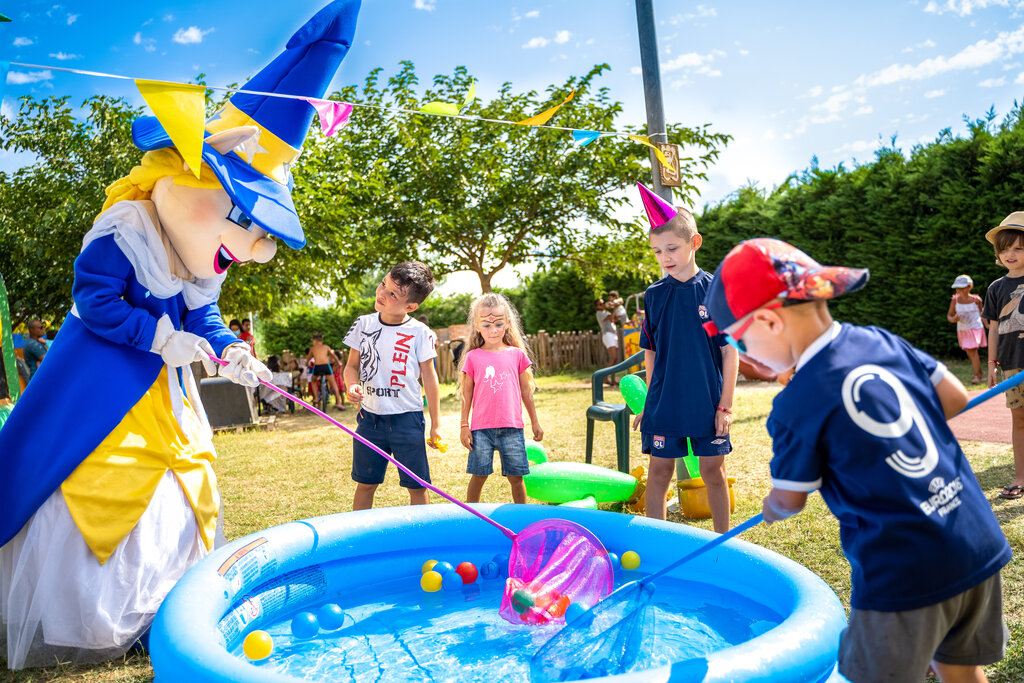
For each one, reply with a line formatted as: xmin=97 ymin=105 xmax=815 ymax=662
xmin=344 ymin=314 xmax=437 ymax=415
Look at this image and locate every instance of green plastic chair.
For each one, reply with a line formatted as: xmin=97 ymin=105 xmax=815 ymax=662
xmin=585 ymin=350 xmax=645 ymax=473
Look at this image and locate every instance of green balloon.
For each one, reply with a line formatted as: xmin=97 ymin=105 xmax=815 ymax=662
xmin=619 ymin=374 xmax=647 ymax=414
xmin=525 ymin=439 xmax=548 ymax=464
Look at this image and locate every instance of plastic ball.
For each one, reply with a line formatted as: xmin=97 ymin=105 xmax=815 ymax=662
xmin=455 ymin=561 xmax=478 ymax=584
xmin=511 ymin=588 xmax=535 ymax=613
xmin=606 ymin=552 xmax=619 ymax=569
xmin=525 ymin=439 xmax=548 ymax=464
xmin=421 ymin=559 xmax=438 ymax=574
xmin=421 ymin=570 xmax=443 ymax=592
xmin=564 ymin=602 xmax=593 ymax=626
xmin=317 ymin=603 xmax=346 ymax=630
xmin=480 ymin=561 xmax=501 ymax=580
xmin=442 ymin=570 xmax=463 ymax=592
xmin=620 ymin=551 xmax=641 ymax=571
xmin=491 ymin=554 xmax=509 ymax=577
xmin=290 ymin=611 xmax=319 ymax=639
xmin=243 ymin=630 xmax=273 ymax=660
xmin=433 ymin=561 xmax=455 ymax=576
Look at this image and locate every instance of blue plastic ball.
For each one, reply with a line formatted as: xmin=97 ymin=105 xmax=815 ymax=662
xmin=290 ymin=611 xmax=319 ymax=639
xmin=491 ymin=554 xmax=509 ymax=577
xmin=565 ymin=602 xmax=593 ymax=626
xmin=433 ymin=561 xmax=455 ymax=576
xmin=317 ymin=603 xmax=346 ymax=630
xmin=442 ymin=570 xmax=463 ymax=591
xmin=480 ymin=561 xmax=501 ymax=580
xmin=606 ymin=552 xmax=619 ymax=569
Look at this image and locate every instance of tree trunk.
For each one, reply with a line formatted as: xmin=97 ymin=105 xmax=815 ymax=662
xmin=476 ymin=269 xmax=493 ymax=293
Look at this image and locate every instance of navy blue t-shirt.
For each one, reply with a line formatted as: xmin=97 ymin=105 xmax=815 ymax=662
xmin=638 ymin=270 xmax=726 ymax=438
xmin=768 ymin=323 xmax=1011 ymax=612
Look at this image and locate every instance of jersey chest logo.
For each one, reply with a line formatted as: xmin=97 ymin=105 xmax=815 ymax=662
xmin=697 ymin=305 xmax=709 ymax=320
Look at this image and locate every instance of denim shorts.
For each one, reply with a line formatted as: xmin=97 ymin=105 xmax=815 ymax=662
xmin=351 ymin=409 xmax=430 ymax=489
xmin=467 ymin=427 xmax=530 ymax=477
xmin=641 ymin=433 xmax=732 ymax=458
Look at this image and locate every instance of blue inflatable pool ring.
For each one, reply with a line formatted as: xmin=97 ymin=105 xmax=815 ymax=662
xmin=149 ymin=505 xmax=848 ymax=682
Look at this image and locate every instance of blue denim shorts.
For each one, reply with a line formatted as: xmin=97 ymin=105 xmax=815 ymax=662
xmin=467 ymin=427 xmax=530 ymax=477
xmin=641 ymin=433 xmax=732 ymax=458
xmin=351 ymin=409 xmax=430 ymax=489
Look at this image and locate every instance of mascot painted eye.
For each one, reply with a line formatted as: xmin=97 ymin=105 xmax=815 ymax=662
xmin=0 ymin=0 xmax=361 ymax=669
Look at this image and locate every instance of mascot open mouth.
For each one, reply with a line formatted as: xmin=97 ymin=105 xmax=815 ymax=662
xmin=213 ymin=245 xmax=238 ymax=274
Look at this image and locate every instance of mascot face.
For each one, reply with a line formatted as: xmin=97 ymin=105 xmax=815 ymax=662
xmin=151 ymin=126 xmax=278 ymax=280
xmin=152 ymin=179 xmax=277 ymax=279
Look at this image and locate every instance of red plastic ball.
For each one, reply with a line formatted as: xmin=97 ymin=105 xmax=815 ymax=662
xmin=455 ymin=561 xmax=478 ymax=584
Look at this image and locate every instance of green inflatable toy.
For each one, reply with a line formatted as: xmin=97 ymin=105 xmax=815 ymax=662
xmin=618 ymin=374 xmax=699 ymax=478
xmin=525 ymin=461 xmax=638 ymax=505
xmin=525 ymin=438 xmax=548 ymax=464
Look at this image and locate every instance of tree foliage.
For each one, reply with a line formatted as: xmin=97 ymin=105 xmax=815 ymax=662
xmin=697 ymin=104 xmax=1024 ymax=356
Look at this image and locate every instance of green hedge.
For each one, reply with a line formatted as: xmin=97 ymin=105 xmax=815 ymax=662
xmin=696 ymin=106 xmax=1024 ymax=357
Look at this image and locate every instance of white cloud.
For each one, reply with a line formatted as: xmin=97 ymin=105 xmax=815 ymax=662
xmin=833 ymin=139 xmax=881 ymax=155
xmin=854 ymin=105 xmax=874 ymax=115
xmin=554 ymin=30 xmax=570 ymax=44
xmin=413 ymin=0 xmax=436 ymax=10
xmin=67 ymin=13 xmax=78 ymax=24
xmin=163 ymin=14 xmax=174 ymax=21
xmin=13 ymin=37 xmax=32 ymax=47
xmin=739 ymin=49 xmax=749 ymax=56
xmin=630 ymin=65 xmax=642 ymax=75
xmin=142 ymin=17 xmax=154 ymax=26
xmin=854 ymin=25 xmax=1024 ymax=87
xmin=172 ymin=26 xmax=213 ymax=45
xmin=523 ymin=36 xmax=549 ymax=49
xmin=525 ymin=10 xmax=539 ymax=18
xmin=924 ymin=88 xmax=945 ymax=97
xmin=901 ymin=38 xmax=937 ymax=53
xmin=979 ymin=76 xmax=1007 ymax=86
xmin=1 ymin=97 xmax=14 ymax=120
xmin=669 ymin=5 xmax=717 ymax=23
xmin=49 ymin=51 xmax=81 ymax=60
xmin=805 ymin=85 xmax=823 ymax=98
xmin=661 ymin=50 xmax=722 ymax=79
xmin=6 ymin=69 xmax=53 ymax=85
xmin=133 ymin=32 xmax=142 ymax=44
xmin=923 ymin=0 xmax=1022 ymax=16
xmin=1016 ymin=71 xmax=1024 ymax=82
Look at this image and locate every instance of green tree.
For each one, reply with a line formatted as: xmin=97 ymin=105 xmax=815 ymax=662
xmin=294 ymin=61 xmax=729 ymax=293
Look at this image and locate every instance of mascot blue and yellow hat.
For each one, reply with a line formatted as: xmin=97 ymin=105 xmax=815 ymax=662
xmin=130 ymin=0 xmax=360 ymax=250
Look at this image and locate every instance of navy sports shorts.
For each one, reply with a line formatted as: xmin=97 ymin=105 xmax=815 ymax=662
xmin=641 ymin=433 xmax=732 ymax=458
xmin=351 ymin=409 xmax=430 ymax=489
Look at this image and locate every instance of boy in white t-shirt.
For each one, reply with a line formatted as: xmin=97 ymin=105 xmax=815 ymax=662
xmin=343 ymin=262 xmax=441 ymax=509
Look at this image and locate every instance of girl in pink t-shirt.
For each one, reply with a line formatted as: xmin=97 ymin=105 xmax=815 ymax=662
xmin=458 ymin=293 xmax=543 ymax=504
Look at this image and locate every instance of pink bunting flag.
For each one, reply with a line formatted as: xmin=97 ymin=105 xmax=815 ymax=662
xmin=306 ymin=99 xmax=354 ymax=137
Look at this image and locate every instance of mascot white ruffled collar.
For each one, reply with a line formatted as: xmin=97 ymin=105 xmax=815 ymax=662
xmin=0 ymin=0 xmax=360 ymax=669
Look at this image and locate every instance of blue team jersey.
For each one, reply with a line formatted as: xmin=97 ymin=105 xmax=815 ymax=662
xmin=639 ymin=270 xmax=726 ymax=438
xmin=768 ymin=323 xmax=1011 ymax=612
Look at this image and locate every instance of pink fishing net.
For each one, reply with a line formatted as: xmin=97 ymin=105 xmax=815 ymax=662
xmin=499 ymin=519 xmax=614 ymax=625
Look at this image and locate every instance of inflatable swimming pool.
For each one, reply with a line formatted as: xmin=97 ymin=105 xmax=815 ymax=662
xmin=150 ymin=504 xmax=847 ymax=682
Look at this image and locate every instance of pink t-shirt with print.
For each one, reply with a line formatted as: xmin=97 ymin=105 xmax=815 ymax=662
xmin=463 ymin=347 xmax=532 ymax=430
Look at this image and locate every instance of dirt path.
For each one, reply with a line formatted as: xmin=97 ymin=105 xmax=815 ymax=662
xmin=949 ymin=389 xmax=1011 ymax=444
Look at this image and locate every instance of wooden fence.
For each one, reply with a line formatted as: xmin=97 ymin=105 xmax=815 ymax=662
xmin=433 ymin=330 xmax=608 ymax=383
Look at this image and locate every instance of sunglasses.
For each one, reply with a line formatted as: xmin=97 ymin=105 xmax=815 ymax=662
xmin=724 ymin=301 xmax=783 ymax=354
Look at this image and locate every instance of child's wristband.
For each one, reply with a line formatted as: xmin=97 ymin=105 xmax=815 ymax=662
xmin=717 ymin=406 xmax=732 ymax=414
xmin=989 ymin=360 xmax=999 ymax=365
xmin=460 ymin=422 xmax=470 ymax=428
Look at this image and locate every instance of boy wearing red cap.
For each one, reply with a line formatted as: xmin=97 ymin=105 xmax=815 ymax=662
xmin=633 ymin=183 xmax=739 ymax=532
xmin=704 ymin=238 xmax=1010 ymax=683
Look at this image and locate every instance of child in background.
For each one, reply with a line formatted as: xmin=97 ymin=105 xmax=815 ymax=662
xmin=947 ymin=274 xmax=985 ymax=383
xmin=982 ymin=212 xmax=1024 ymax=500
xmin=343 ymin=262 xmax=441 ymax=510
xmin=459 ymin=293 xmax=542 ymax=504
xmin=306 ymin=334 xmax=345 ymax=410
xmin=631 ymin=182 xmax=738 ymax=533
xmin=705 ymin=237 xmax=1010 ymax=683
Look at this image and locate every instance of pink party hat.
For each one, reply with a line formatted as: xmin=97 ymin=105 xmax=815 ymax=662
xmin=637 ymin=181 xmax=676 ymax=230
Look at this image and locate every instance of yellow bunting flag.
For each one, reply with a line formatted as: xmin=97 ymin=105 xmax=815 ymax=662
xmin=135 ymin=80 xmax=207 ymax=179
xmin=516 ymin=89 xmax=575 ymax=126
xmin=419 ymin=100 xmax=459 ymax=116
xmin=462 ymin=81 xmax=476 ymax=111
xmin=627 ymin=134 xmax=676 ymax=174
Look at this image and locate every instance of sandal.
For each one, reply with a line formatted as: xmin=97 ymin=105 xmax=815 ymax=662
xmin=998 ymin=485 xmax=1023 ymax=500
xmin=971 ymin=375 xmax=983 ymax=384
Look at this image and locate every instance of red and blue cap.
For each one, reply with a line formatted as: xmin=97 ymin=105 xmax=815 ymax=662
xmin=130 ymin=0 xmax=360 ymax=250
xmin=703 ymin=238 xmax=869 ymax=335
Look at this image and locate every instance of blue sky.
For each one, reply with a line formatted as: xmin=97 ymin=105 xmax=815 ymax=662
xmin=3 ymin=0 xmax=1024 ymax=291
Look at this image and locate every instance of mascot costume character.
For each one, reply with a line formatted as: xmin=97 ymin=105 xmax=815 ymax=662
xmin=0 ymin=0 xmax=359 ymax=669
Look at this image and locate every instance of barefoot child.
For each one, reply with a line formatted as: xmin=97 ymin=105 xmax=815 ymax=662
xmin=947 ymin=274 xmax=985 ymax=383
xmin=306 ymin=334 xmax=345 ymax=410
xmin=459 ymin=293 xmax=542 ymax=504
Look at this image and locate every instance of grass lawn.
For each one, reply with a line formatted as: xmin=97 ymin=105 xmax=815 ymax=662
xmin=4 ymin=362 xmax=1022 ymax=682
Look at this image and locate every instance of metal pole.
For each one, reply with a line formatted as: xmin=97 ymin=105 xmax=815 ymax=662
xmin=635 ymin=0 xmax=673 ymax=204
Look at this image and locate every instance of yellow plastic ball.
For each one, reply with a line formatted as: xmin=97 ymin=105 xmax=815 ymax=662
xmin=243 ymin=630 xmax=274 ymax=660
xmin=620 ymin=551 xmax=641 ymax=571
xmin=420 ymin=570 xmax=443 ymax=592
xmin=422 ymin=559 xmax=438 ymax=574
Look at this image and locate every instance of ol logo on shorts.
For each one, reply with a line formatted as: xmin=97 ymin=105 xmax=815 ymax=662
xmin=653 ymin=435 xmax=665 ymax=450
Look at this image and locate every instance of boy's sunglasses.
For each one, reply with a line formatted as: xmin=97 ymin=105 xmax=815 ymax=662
xmin=724 ymin=301 xmax=783 ymax=354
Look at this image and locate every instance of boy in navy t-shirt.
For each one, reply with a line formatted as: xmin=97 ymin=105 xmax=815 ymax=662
xmin=704 ymin=238 xmax=1011 ymax=683
xmin=633 ymin=182 xmax=739 ymax=532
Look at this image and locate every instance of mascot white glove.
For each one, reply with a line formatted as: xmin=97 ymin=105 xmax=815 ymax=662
xmin=219 ymin=343 xmax=272 ymax=388
xmin=151 ymin=314 xmax=218 ymax=374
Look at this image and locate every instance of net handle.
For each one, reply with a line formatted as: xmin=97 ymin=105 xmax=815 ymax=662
xmin=207 ymin=354 xmax=517 ymax=541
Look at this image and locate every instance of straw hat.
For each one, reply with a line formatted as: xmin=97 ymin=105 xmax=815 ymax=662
xmin=985 ymin=211 xmax=1024 ymax=244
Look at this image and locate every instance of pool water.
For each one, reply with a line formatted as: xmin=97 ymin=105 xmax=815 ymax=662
xmin=232 ymin=572 xmax=782 ymax=682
